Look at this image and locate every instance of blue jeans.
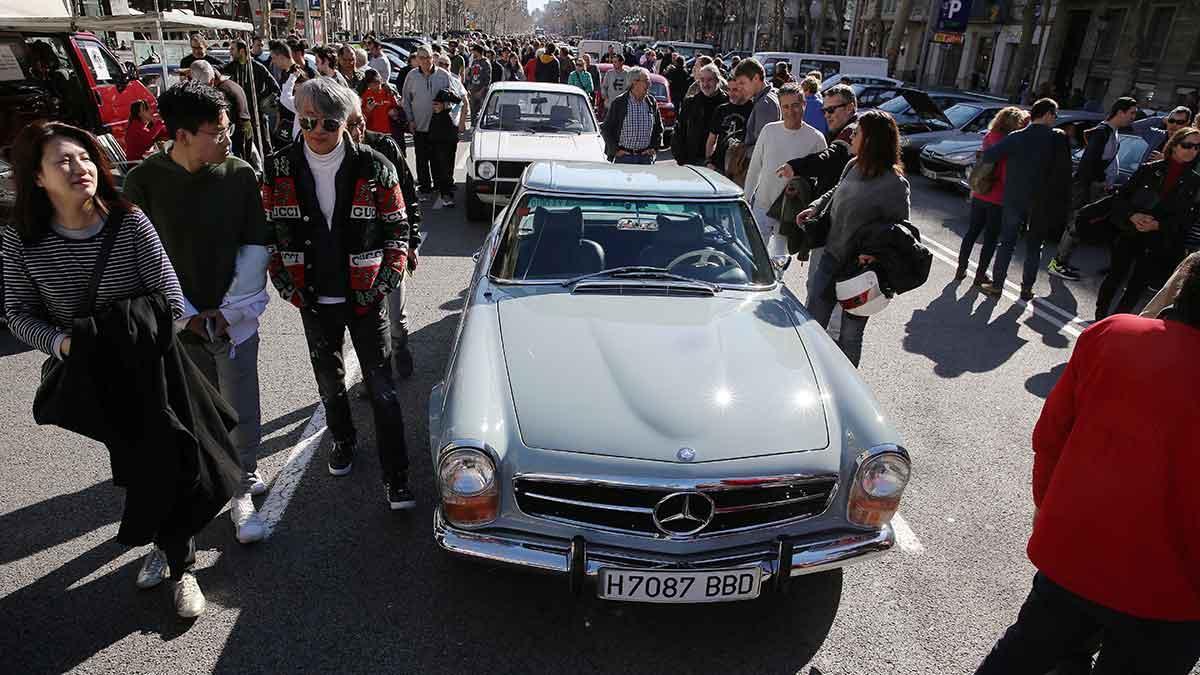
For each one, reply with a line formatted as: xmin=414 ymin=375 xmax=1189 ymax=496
xmin=803 ymin=251 xmax=868 ymax=367
xmin=991 ymin=204 xmax=1044 ymax=291
xmin=959 ymin=198 xmax=1003 ymax=277
xmin=614 ymin=153 xmax=654 ymax=164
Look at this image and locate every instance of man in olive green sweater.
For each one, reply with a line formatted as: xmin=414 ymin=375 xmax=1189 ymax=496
xmin=123 ymin=82 xmax=270 ymax=554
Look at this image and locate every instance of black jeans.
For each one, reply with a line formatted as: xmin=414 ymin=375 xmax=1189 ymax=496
xmin=958 ymin=198 xmax=1003 ymax=277
xmin=429 ymin=140 xmax=456 ymax=197
xmin=976 ymin=572 xmax=1200 ymax=675
xmin=412 ymin=131 xmax=433 ymax=193
xmin=299 ymin=303 xmax=410 ymax=482
xmin=1096 ymin=236 xmax=1153 ymax=318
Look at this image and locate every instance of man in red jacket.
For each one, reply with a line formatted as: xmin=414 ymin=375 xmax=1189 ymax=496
xmin=976 ymin=257 xmax=1200 ymax=674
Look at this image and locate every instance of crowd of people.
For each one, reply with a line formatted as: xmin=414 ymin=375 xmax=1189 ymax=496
xmin=1 ymin=27 xmax=1197 ymax=673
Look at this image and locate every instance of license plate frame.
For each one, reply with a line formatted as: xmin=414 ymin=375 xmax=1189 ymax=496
xmin=921 ymin=167 xmax=938 ymax=180
xmin=597 ymin=567 xmax=763 ymax=604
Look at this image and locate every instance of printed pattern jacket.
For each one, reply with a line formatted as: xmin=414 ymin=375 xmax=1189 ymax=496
xmin=261 ymin=138 xmax=410 ymax=314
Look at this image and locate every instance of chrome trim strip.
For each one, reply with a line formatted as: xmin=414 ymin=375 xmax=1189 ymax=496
xmin=713 ymin=492 xmax=828 ymax=515
xmin=520 ymin=491 xmax=655 ymax=514
xmin=514 ymin=472 xmax=839 ymax=492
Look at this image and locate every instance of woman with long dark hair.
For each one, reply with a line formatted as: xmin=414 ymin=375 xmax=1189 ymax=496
xmin=1 ymin=121 xmax=232 ymax=619
xmin=796 ymin=109 xmax=911 ymax=367
xmin=123 ymin=99 xmax=168 ymax=161
xmin=1096 ymin=125 xmax=1200 ymax=319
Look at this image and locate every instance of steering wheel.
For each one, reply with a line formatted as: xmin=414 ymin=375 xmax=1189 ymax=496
xmin=667 ymin=248 xmax=740 ymax=272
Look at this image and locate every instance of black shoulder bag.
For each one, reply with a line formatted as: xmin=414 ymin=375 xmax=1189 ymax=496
xmin=32 ymin=211 xmax=123 ymax=438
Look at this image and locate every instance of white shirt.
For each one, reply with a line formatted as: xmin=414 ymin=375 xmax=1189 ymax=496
xmin=744 ymin=121 xmax=827 ymax=237
xmin=280 ymin=72 xmax=302 ymax=141
xmin=368 ymin=55 xmax=391 ymax=84
xmin=304 ymin=137 xmax=347 ymax=304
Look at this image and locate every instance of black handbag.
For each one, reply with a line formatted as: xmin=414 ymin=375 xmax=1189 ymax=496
xmin=32 ymin=212 xmax=122 ymax=438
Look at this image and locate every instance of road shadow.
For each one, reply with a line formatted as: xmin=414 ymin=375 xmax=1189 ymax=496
xmin=0 ymin=479 xmax=122 ymax=566
xmin=1026 ymin=362 xmax=1068 ymax=399
xmin=903 ymin=281 xmax=1029 ymax=378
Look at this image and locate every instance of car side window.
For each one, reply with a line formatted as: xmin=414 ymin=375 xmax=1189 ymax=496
xmin=77 ymin=39 xmax=122 ymax=85
xmin=963 ymin=111 xmax=997 ymax=134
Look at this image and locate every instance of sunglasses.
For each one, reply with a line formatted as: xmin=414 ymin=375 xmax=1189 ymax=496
xmin=821 ymin=102 xmax=849 ymax=115
xmin=1168 ymin=117 xmax=1190 ymax=125
xmin=299 ymin=117 xmax=342 ymax=132
xmin=1178 ymin=141 xmax=1200 ymax=150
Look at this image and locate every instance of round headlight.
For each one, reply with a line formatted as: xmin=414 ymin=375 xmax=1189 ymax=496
xmin=439 ymin=449 xmax=495 ymax=497
xmin=860 ymin=454 xmax=910 ymax=499
xmin=477 ymin=161 xmax=497 ymax=180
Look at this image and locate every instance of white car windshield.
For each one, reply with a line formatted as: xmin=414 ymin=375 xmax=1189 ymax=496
xmin=491 ymin=195 xmax=774 ymax=286
xmin=480 ymin=90 xmax=597 ymax=133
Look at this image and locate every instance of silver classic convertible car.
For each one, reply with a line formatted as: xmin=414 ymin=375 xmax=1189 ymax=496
xmin=429 ymin=161 xmax=911 ymax=604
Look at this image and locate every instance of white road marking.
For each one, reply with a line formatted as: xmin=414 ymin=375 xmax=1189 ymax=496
xmin=922 ymin=234 xmax=1083 ymax=339
xmin=258 ymin=351 xmax=362 ymax=537
xmin=892 ymin=513 xmax=925 ymax=555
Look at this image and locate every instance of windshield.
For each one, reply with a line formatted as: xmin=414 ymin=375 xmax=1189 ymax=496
xmin=491 ymin=195 xmax=774 ymax=286
xmin=650 ymin=81 xmax=669 ymax=100
xmin=480 ymin=90 xmax=597 ymax=132
xmin=943 ymin=104 xmax=982 ymax=129
xmin=878 ymin=96 xmax=913 ymax=115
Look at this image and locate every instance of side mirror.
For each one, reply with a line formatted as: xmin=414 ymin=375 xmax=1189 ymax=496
xmin=768 ymin=234 xmax=791 ymax=279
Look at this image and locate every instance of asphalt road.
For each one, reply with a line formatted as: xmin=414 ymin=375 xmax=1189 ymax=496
xmin=1 ymin=143 xmax=1190 ymax=675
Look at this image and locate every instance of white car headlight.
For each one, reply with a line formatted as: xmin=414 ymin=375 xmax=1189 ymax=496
xmin=847 ymin=446 xmax=911 ymax=528
xmin=945 ymin=151 xmax=976 ymax=163
xmin=477 ymin=161 xmax=497 ymax=180
xmin=438 ymin=447 xmax=499 ymax=527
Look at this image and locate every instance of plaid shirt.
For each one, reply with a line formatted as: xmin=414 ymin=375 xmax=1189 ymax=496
xmin=619 ymin=94 xmax=655 ymax=151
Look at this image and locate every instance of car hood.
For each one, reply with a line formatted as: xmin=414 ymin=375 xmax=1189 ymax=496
xmin=899 ymin=88 xmax=950 ymax=127
xmin=473 ymin=131 xmax=606 ymax=162
xmin=497 ymin=293 xmax=831 ymax=463
xmin=922 ymin=136 xmax=983 ymax=155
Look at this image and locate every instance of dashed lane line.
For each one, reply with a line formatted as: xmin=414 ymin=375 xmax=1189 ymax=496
xmin=258 ymin=351 xmax=361 ymax=537
xmin=891 ymin=513 xmax=925 ymax=555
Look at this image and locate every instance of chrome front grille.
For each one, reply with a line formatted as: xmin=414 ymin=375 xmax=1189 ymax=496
xmin=513 ymin=475 xmax=838 ymax=538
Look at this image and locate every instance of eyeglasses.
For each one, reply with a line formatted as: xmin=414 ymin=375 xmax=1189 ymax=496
xmin=347 ymin=118 xmax=366 ymax=130
xmin=1168 ymin=117 xmax=1190 ymax=125
xmin=821 ymin=102 xmax=850 ymax=116
xmin=196 ymin=125 xmax=231 ymax=141
xmin=1178 ymin=141 xmax=1200 ymax=150
xmin=299 ymin=117 xmax=342 ymax=132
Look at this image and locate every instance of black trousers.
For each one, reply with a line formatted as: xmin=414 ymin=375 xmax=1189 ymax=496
xmin=299 ymin=302 xmax=409 ymax=482
xmin=412 ymin=131 xmax=433 ymax=193
xmin=976 ymin=572 xmax=1200 ymax=675
xmin=1096 ymin=236 xmax=1154 ymax=318
xmin=429 ymin=140 xmax=456 ymax=197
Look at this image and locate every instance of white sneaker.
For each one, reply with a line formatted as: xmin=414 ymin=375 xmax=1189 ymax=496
xmin=173 ymin=572 xmax=206 ymax=618
xmin=230 ymin=492 xmax=266 ymax=544
xmin=136 ymin=547 xmax=170 ymax=589
xmin=248 ymin=471 xmax=268 ymax=496
xmin=431 ymin=198 xmax=444 ymax=210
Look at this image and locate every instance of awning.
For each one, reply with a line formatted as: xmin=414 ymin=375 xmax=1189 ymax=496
xmin=0 ymin=10 xmax=253 ymax=34
xmin=0 ymin=0 xmax=71 ymax=19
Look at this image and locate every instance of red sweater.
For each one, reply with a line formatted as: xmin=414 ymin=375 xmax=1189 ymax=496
xmin=124 ymin=119 xmax=167 ymax=162
xmin=972 ymin=130 xmax=1007 ymax=205
xmin=1029 ymin=314 xmax=1200 ymax=620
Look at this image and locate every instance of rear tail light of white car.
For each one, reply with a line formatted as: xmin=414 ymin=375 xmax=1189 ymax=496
xmin=847 ymin=445 xmax=911 ymax=528
xmin=439 ymin=448 xmax=499 ymax=527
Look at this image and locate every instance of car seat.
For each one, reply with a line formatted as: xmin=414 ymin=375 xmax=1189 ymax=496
xmin=639 ymin=214 xmax=704 ymax=268
xmin=549 ymin=105 xmax=575 ymax=127
xmin=499 ymin=104 xmax=522 ymax=127
xmin=523 ymin=207 xmax=605 ymax=277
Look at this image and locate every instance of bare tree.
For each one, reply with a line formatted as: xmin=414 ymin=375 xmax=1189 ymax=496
xmin=885 ymin=0 xmax=915 ymax=75
xmin=1004 ymin=0 xmax=1040 ymax=98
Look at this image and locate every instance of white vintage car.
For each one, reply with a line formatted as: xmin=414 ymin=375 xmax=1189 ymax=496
xmin=464 ymin=81 xmax=606 ymax=222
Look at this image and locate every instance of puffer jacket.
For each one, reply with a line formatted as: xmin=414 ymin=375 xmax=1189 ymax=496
xmin=261 ymin=137 xmax=411 ymax=314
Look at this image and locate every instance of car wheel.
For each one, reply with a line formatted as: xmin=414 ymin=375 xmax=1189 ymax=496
xmin=465 ymin=178 xmax=488 ymax=222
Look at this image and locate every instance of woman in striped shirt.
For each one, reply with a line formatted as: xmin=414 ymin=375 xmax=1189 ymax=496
xmin=0 ymin=122 xmax=203 ymax=616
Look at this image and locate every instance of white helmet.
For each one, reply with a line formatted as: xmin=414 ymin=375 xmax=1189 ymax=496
xmin=836 ymin=270 xmax=890 ymax=317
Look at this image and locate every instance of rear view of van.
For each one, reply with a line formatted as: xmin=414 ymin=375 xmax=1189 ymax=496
xmin=579 ymin=40 xmax=623 ymax=60
xmin=751 ymin=52 xmax=889 ymax=81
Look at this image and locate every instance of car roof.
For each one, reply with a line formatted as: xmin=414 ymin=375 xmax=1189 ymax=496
xmin=489 ymin=81 xmax=589 ymax=94
xmin=522 ymin=161 xmax=743 ymax=199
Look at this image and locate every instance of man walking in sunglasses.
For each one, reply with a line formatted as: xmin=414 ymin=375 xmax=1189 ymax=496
xmin=261 ymin=78 xmax=416 ymax=509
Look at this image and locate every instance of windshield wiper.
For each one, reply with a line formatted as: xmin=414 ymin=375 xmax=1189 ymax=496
xmin=562 ymin=266 xmax=720 ymax=292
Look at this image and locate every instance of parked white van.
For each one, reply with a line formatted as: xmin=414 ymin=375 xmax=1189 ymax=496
xmin=578 ymin=39 xmax=624 ymax=60
xmin=751 ymin=52 xmax=889 ymax=81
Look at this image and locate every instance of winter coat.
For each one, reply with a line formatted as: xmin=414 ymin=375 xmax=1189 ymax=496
xmin=786 ymin=140 xmax=854 ymax=196
xmin=839 ymin=219 xmax=932 ymax=295
xmin=671 ymin=89 xmax=729 ymax=165
xmin=1107 ymin=158 xmax=1200 ymax=281
xmin=535 ymin=54 xmax=561 ymax=83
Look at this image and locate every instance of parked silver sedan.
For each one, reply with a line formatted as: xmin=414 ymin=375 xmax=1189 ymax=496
xmin=429 ymin=161 xmax=912 ymax=604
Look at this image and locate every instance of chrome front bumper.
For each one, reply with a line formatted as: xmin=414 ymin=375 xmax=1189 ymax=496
xmin=434 ymin=510 xmax=894 ymax=594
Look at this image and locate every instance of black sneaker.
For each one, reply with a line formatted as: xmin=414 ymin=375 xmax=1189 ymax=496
xmin=977 ymin=282 xmax=1003 ymax=297
xmin=386 ymin=480 xmax=416 ymax=510
xmin=328 ymin=440 xmax=354 ymax=476
xmin=1047 ymin=259 xmax=1081 ymax=281
xmin=392 ymin=343 xmax=414 ymax=379
xmin=1020 ymin=287 xmax=1035 ymax=301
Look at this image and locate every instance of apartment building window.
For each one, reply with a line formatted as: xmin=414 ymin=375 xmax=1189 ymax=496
xmin=1093 ymin=9 xmax=1125 ymax=63
xmin=1140 ymin=6 xmax=1176 ymax=65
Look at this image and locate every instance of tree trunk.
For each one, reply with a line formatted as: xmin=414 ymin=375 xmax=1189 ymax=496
xmin=885 ymin=0 xmax=915 ymax=75
xmin=1005 ymin=0 xmax=1040 ymax=99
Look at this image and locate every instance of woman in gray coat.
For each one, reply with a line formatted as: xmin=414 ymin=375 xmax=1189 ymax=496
xmin=796 ymin=109 xmax=911 ymax=367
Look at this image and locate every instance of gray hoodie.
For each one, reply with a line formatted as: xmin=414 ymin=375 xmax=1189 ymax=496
xmin=402 ymin=66 xmax=456 ymax=133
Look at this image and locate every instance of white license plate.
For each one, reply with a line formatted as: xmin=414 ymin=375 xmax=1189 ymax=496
xmin=921 ymin=167 xmax=938 ymax=180
xmin=597 ymin=568 xmax=762 ymax=604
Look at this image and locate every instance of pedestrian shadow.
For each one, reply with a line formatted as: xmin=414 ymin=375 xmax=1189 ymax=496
xmin=439 ymin=287 xmax=469 ymax=312
xmin=0 ymin=328 xmax=33 ymax=358
xmin=1026 ymin=362 xmax=1067 ymax=399
xmin=0 ymin=478 xmax=122 ymax=567
xmin=0 ymin=537 xmax=197 ymax=673
xmin=903 ymin=281 xmax=1029 ymax=378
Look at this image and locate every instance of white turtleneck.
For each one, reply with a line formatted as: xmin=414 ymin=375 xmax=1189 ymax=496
xmin=303 ymin=137 xmax=345 ymax=230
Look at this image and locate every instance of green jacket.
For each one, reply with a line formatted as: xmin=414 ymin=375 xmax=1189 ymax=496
xmin=567 ymin=70 xmax=594 ymax=97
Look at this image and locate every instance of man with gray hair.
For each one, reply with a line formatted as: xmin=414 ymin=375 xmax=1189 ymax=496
xmin=672 ymin=63 xmax=728 ymax=166
xmin=191 ymin=60 xmax=255 ymax=167
xmin=600 ymin=66 xmax=662 ymax=164
xmin=402 ymin=46 xmax=456 ymax=197
xmin=262 ymin=77 xmax=417 ymax=509
xmin=1135 ymin=105 xmax=1192 ymax=163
